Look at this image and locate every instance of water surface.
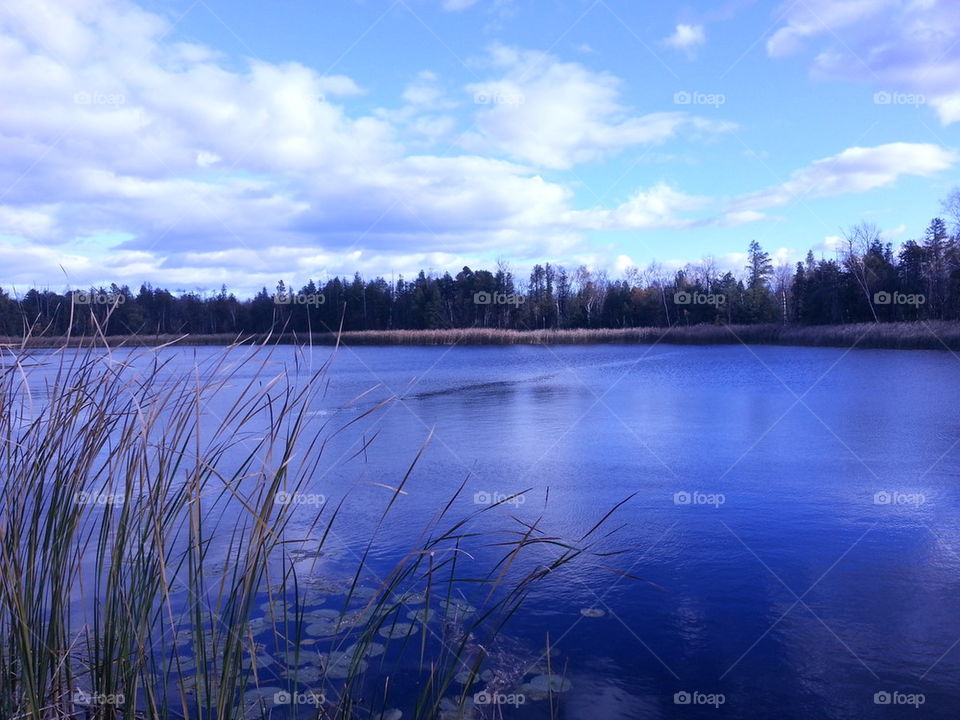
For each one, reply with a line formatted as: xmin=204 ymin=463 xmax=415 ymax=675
xmin=16 ymin=343 xmax=960 ymax=719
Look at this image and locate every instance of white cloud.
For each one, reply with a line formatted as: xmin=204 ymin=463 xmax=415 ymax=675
xmin=0 ymin=1 xmax=596 ymax=291
xmin=442 ymin=0 xmax=480 ymax=10
xmin=567 ymin=183 xmax=709 ymax=230
xmin=378 ymin=70 xmax=458 ymax=142
xmin=195 ymin=151 xmax=220 ymax=168
xmin=0 ymin=205 xmax=60 ymax=240
xmin=730 ymin=143 xmax=958 ymax=211
xmin=767 ymin=0 xmax=960 ymax=124
xmin=881 ymin=223 xmax=908 ymax=239
xmin=464 ymin=45 xmax=733 ymax=169
xmin=814 ymin=235 xmax=844 ymax=254
xmin=766 ymin=0 xmax=896 ymax=58
xmin=718 ymin=210 xmax=766 ymax=226
xmin=3 ymin=0 xmax=945 ymax=295
xmin=664 ymin=24 xmax=706 ymax=55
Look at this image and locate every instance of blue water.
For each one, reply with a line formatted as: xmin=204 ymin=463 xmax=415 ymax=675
xmin=15 ymin=343 xmax=960 ymax=718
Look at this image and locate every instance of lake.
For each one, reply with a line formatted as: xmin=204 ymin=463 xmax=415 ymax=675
xmin=9 ymin=343 xmax=960 ymax=719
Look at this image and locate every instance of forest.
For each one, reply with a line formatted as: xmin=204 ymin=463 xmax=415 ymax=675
xmin=3 ymin=217 xmax=960 ymax=338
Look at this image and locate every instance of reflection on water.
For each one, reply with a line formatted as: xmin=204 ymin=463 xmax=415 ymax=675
xmin=10 ymin=343 xmax=960 ymax=719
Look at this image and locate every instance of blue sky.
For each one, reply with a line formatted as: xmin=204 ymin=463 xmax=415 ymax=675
xmin=1 ymin=0 xmax=958 ymax=295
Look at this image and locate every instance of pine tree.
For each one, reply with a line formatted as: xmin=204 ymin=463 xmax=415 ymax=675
xmin=744 ymin=240 xmax=776 ymax=322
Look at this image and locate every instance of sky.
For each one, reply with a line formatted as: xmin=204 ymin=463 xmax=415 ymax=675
xmin=1 ymin=0 xmax=959 ymax=296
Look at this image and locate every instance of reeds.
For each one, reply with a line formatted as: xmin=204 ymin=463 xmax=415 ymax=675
xmin=0 ymin=338 xmax=623 ymax=720
xmin=4 ymin=321 xmax=960 ymax=350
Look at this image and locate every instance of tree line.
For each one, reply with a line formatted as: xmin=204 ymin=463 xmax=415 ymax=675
xmin=3 ymin=212 xmax=960 ymax=338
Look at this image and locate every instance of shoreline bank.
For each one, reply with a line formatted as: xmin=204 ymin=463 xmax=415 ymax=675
xmin=3 ymin=322 xmax=960 ymax=351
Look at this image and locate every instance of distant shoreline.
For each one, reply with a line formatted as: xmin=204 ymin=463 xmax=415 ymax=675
xmin=3 ymin=322 xmax=960 ymax=351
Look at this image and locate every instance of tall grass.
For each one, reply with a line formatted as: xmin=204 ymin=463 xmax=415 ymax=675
xmin=5 ymin=320 xmax=960 ymax=350
xmin=0 ymin=338 xmax=624 ymax=719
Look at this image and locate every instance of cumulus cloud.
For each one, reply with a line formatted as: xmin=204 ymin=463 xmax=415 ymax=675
xmin=463 ymin=45 xmax=734 ymax=169
xmin=0 ymin=205 xmax=61 ymax=241
xmin=0 ymin=0 xmax=732 ymax=291
xmin=0 ymin=1 xmax=596 ymax=289
xmin=2 ymin=0 xmax=947 ymax=294
xmin=730 ymin=143 xmax=958 ymax=212
xmin=664 ymin=24 xmax=706 ymax=55
xmin=767 ymin=0 xmax=960 ymax=124
xmin=0 ymin=2 xmax=745 ymax=293
xmin=566 ymin=183 xmax=709 ymax=231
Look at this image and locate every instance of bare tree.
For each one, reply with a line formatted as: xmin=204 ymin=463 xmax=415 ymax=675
xmin=646 ymin=260 xmax=671 ymax=325
xmin=574 ymin=265 xmax=599 ymax=326
xmin=842 ymin=221 xmax=881 ymax=323
xmin=941 ymin=187 xmax=960 ymax=238
xmin=697 ymin=255 xmax=719 ymax=292
xmin=773 ymin=262 xmax=793 ymax=324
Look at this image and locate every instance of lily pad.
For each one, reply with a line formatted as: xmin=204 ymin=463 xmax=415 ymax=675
xmin=339 ymin=608 xmax=376 ymax=628
xmin=453 ymin=669 xmax=482 ymax=685
xmin=520 ymin=674 xmax=572 ymax=693
xmin=438 ymin=697 xmax=478 ymax=719
xmin=377 ymin=622 xmax=420 ymax=639
xmin=396 ymin=591 xmax=426 ymax=605
xmin=347 ymin=584 xmax=379 ymax=600
xmin=183 ymin=677 xmax=222 ymax=703
xmin=302 ymin=577 xmax=348 ymax=595
xmin=302 ymin=608 xmax=342 ymax=621
xmin=299 ymin=590 xmax=329 ymax=607
xmin=322 ymin=651 xmax=368 ymax=679
xmin=244 ymin=617 xmax=269 ymax=635
xmin=406 ymin=608 xmax=436 ymax=623
xmin=259 ymin=600 xmax=295 ymax=615
xmin=240 ymin=685 xmax=286 ymax=717
xmin=277 ymin=647 xmax=322 ymax=666
xmin=440 ymin=598 xmax=477 ymax=614
xmin=282 ymin=664 xmax=323 ymax=683
xmin=240 ymin=652 xmax=275 ymax=670
xmin=345 ymin=641 xmax=385 ymax=658
xmin=304 ymin=619 xmax=343 ymax=637
xmin=244 ymin=686 xmax=282 ymax=701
